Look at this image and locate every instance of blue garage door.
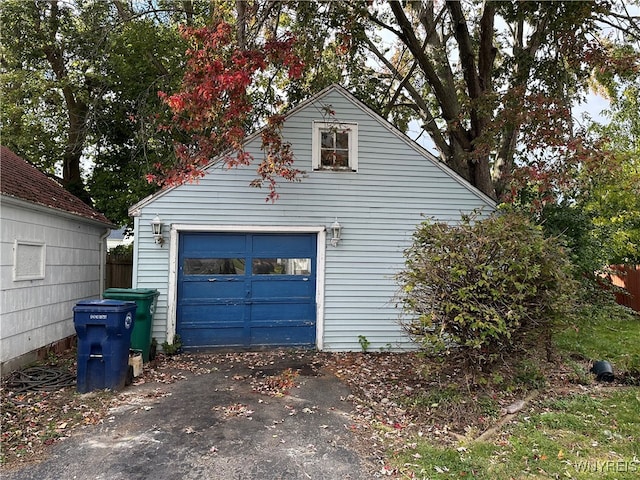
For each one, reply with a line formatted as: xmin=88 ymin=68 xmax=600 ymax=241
xmin=177 ymin=232 xmax=317 ymax=349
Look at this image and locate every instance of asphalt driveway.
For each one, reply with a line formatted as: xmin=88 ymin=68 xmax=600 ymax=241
xmin=2 ymin=351 xmax=375 ymax=480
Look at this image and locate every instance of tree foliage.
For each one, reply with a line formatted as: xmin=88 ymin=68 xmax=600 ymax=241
xmin=397 ymin=211 xmax=578 ymax=365
xmin=2 ymin=1 xmax=639 ymax=227
xmin=585 ymin=79 xmax=640 ymax=264
xmin=146 ymin=1 xmax=358 ymax=200
xmin=0 ymin=0 xmax=207 ymax=224
xmin=514 ymin=77 xmax=640 ymax=274
xmin=153 ymin=0 xmax=639 ymax=204
xmin=357 ymin=1 xmax=640 ymax=200
xmin=151 ymin=20 xmax=305 ymax=201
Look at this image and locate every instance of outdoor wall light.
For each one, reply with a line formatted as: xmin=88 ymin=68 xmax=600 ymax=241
xmin=330 ymin=218 xmax=342 ymax=247
xmin=151 ymin=214 xmax=164 ymax=246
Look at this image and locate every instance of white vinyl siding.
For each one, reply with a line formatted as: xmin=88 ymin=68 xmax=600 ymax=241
xmin=0 ymin=201 xmax=106 ymax=370
xmin=130 ymin=86 xmax=495 ymax=352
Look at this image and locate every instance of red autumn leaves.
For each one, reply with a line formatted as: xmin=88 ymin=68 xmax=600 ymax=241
xmin=151 ymin=21 xmax=305 ymax=201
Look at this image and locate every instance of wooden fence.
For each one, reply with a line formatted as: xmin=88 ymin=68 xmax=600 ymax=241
xmin=608 ymin=265 xmax=640 ymax=312
xmin=106 ymin=251 xmax=133 ymax=289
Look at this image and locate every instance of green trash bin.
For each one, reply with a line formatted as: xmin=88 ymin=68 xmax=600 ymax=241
xmin=103 ymin=288 xmax=159 ymax=362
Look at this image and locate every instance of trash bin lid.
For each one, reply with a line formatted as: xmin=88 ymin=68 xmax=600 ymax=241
xmin=73 ymin=299 xmax=137 ymax=312
xmin=103 ymin=288 xmax=159 ymax=299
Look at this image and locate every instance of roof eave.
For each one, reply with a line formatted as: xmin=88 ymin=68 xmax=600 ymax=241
xmin=2 ymin=194 xmax=116 ymax=229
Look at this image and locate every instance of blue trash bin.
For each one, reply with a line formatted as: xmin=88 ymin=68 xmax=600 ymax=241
xmin=73 ymin=299 xmax=137 ymax=393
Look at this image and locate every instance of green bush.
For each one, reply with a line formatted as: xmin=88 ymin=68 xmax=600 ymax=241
xmin=397 ymin=211 xmax=578 ymax=364
xmin=537 ymin=201 xmax=616 ymax=303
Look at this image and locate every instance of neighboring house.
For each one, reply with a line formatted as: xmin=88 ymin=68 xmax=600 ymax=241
xmin=129 ymin=85 xmax=496 ymax=352
xmin=107 ymin=227 xmax=134 ymax=251
xmin=0 ymin=147 xmax=114 ymax=375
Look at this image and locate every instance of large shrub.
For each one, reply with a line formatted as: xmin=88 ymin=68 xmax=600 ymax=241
xmin=397 ymin=211 xmax=578 ymax=363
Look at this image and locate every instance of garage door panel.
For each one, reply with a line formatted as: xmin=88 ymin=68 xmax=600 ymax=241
xmin=251 ymin=234 xmax=315 ymax=256
xmin=251 ymin=279 xmax=314 ymax=299
xmin=179 ymin=281 xmax=247 ymax=300
xmin=182 ymin=233 xmax=248 ymax=255
xmin=178 ymin=232 xmax=316 ymax=349
xmin=181 ymin=326 xmax=246 ymax=348
xmin=251 ymin=302 xmax=315 ymax=321
xmin=180 ymin=304 xmax=246 ymax=324
xmin=250 ymin=326 xmax=315 ymax=346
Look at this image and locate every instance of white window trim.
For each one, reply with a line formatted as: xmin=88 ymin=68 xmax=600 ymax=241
xmin=312 ymin=121 xmax=358 ymax=172
xmin=13 ymin=240 xmax=46 ymax=281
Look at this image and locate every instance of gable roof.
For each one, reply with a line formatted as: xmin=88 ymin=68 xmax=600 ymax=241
xmin=129 ymin=84 xmax=496 ymax=214
xmin=0 ymin=146 xmax=114 ymax=227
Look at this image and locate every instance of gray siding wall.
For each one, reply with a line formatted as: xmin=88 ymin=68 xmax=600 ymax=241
xmin=1 ymin=200 xmax=106 ymax=372
xmin=132 ymin=87 xmax=495 ymax=351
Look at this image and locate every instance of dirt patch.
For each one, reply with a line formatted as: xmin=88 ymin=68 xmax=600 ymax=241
xmin=2 ymin=347 xmax=634 ymax=475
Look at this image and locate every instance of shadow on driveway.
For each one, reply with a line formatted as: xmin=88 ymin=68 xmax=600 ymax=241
xmin=2 ymin=351 xmax=375 ymax=480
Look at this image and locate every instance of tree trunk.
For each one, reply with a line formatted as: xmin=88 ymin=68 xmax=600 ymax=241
xmin=41 ymin=1 xmax=92 ymax=205
xmin=63 ymin=96 xmax=91 ymax=205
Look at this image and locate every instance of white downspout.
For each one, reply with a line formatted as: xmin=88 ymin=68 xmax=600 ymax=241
xmin=99 ymin=228 xmax=111 ymax=297
xmin=131 ymin=216 xmax=139 ymax=288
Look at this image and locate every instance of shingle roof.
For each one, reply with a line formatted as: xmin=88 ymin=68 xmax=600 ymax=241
xmin=0 ymin=146 xmax=113 ymax=226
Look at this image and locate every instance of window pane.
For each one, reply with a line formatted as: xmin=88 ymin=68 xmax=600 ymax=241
xmin=333 ymin=149 xmax=349 ymax=167
xmin=320 ymin=150 xmax=335 ymax=167
xmin=318 ymin=128 xmax=350 ymax=169
xmin=335 ymin=131 xmax=349 ymax=149
xmin=320 ymin=149 xmax=349 ymax=168
xmin=253 ymin=258 xmax=311 ymax=275
xmin=321 ymin=131 xmax=334 ymax=148
xmin=184 ymin=258 xmax=245 ymax=275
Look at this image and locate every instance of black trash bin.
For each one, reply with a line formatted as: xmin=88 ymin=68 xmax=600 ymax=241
xmin=73 ymin=299 xmax=137 ymax=393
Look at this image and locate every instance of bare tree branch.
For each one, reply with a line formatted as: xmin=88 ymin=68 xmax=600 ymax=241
xmin=363 ymin=35 xmax=450 ymax=159
xmin=388 ymin=0 xmax=471 ymax=151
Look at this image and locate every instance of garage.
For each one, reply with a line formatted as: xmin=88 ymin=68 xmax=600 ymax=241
xmin=130 ymin=85 xmax=497 ymax=351
xmin=177 ymin=232 xmax=317 ymax=349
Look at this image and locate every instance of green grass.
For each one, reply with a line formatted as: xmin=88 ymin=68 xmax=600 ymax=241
xmin=555 ymin=304 xmax=640 ymax=374
xmin=399 ymin=390 xmax=640 ymax=479
xmin=392 ymin=303 xmax=640 ymax=479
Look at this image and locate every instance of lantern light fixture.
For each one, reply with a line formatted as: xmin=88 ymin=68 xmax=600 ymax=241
xmin=330 ymin=218 xmax=342 ymax=247
xmin=151 ymin=215 xmax=164 ymax=246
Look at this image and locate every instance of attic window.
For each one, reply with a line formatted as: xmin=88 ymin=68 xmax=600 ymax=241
xmin=312 ymin=122 xmax=358 ymax=172
xmin=13 ymin=240 xmax=46 ymax=281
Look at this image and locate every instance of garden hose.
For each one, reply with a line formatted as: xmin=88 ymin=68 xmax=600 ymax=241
xmin=3 ymin=366 xmax=76 ymax=394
